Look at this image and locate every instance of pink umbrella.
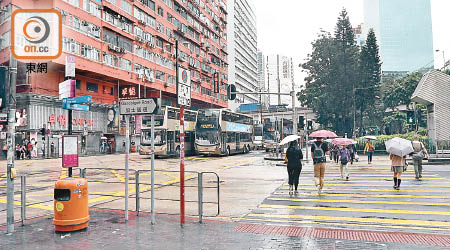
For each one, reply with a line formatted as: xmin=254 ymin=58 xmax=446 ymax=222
xmin=309 ymin=130 xmax=338 ymax=138
xmin=331 ymin=138 xmax=356 ymax=146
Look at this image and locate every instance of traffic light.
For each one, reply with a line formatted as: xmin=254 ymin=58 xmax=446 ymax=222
xmin=298 ymin=116 xmax=304 ymax=127
xmin=227 ymin=84 xmax=236 ymax=100
xmin=40 ymin=127 xmax=46 ymax=136
xmin=213 ymin=72 xmax=220 ymax=93
xmin=406 ymin=111 xmax=415 ymax=124
xmin=307 ymin=120 xmax=313 ymax=130
xmin=417 ymin=109 xmax=423 ymax=125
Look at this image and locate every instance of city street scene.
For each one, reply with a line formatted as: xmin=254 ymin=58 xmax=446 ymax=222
xmin=1 ymin=0 xmax=450 ymax=249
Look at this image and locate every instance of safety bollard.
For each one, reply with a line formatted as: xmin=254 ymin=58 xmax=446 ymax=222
xmin=198 ymin=172 xmax=203 ymax=223
xmin=21 ymin=175 xmax=26 ymax=226
xmin=135 ymin=171 xmax=140 ymax=216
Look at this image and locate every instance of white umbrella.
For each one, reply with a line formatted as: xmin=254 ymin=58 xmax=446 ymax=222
xmin=279 ymin=135 xmax=301 ymax=145
xmin=364 ymin=135 xmax=377 ymax=140
xmin=385 ymin=137 xmax=413 ymax=157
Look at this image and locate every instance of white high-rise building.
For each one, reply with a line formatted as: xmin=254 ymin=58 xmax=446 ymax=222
xmin=257 ymin=50 xmax=269 ymax=108
xmin=266 ymin=54 xmax=296 ymax=107
xmin=227 ymin=0 xmax=258 ymax=111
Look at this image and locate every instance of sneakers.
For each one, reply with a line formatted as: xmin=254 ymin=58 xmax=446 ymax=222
xmin=289 ymin=185 xmax=293 ymax=194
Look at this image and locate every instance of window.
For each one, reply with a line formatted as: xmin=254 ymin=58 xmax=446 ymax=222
xmin=156 ymin=70 xmax=165 ymax=81
xmin=64 ymin=0 xmax=80 ymax=8
xmin=76 ymin=80 xmax=81 ymax=90
xmin=86 ymin=82 xmax=98 ymax=92
xmin=157 ymin=6 xmax=164 ymax=17
xmin=137 ymin=0 xmax=155 ymax=10
xmin=0 ymin=32 xmax=10 ymax=51
xmin=103 ymin=52 xmax=118 ymax=67
xmin=119 ymin=58 xmax=132 ymax=71
xmin=81 ymin=44 xmax=100 ymax=62
xmin=83 ymin=0 xmax=101 ymax=18
xmin=121 ymin=0 xmax=132 ymax=14
xmin=156 ymin=38 xmax=163 ymax=48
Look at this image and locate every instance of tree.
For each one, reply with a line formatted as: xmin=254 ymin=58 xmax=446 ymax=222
xmin=300 ymin=9 xmax=359 ymax=136
xmin=381 ymin=72 xmax=423 ymax=111
xmin=357 ymin=29 xmax=381 ymax=131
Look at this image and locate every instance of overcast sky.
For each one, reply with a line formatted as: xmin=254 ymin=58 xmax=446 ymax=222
xmin=252 ymin=0 xmax=450 ymax=87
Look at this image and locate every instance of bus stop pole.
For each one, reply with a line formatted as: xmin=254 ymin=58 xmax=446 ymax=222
xmin=150 ymin=114 xmax=155 ymax=224
xmin=125 ymin=115 xmax=130 ymax=221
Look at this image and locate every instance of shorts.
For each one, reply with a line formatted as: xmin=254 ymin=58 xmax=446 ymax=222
xmin=391 ymin=166 xmax=405 ymax=173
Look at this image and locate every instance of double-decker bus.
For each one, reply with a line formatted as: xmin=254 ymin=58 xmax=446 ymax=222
xmin=195 ymin=109 xmax=254 ymax=156
xmin=263 ymin=118 xmax=279 ymax=152
xmin=139 ymin=106 xmax=197 ymax=157
xmin=254 ymin=124 xmax=263 ymax=150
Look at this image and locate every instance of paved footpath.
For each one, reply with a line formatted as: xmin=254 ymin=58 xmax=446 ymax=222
xmin=1 ymin=209 xmax=450 ymax=249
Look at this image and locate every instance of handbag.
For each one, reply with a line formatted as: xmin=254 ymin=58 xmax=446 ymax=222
xmin=412 ymin=151 xmax=424 ymax=160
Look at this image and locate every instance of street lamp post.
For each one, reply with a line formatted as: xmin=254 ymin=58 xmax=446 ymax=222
xmin=436 ymin=50 xmax=446 ymax=70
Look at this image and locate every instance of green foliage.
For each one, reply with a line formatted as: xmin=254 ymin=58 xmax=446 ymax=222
xmin=300 ymin=9 xmax=360 ymax=136
xmin=381 ymin=72 xmax=423 ymax=110
xmin=358 ymin=29 xmax=381 ymax=127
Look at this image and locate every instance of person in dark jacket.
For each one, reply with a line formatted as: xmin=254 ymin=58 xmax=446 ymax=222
xmin=286 ymin=140 xmax=303 ymax=193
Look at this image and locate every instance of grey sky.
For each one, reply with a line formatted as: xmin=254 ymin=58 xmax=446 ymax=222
xmin=252 ymin=0 xmax=450 ymax=87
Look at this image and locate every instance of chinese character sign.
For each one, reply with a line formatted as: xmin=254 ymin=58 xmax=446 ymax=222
xmin=119 ymin=85 xmax=138 ymax=99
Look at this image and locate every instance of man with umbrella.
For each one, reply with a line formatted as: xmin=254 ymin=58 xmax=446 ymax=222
xmin=309 ymin=130 xmax=335 ymax=194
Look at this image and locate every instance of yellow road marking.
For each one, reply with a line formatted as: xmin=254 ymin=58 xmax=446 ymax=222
xmin=325 ymin=180 xmax=447 ymax=183
xmin=267 ymin=197 xmax=450 ymax=206
xmin=273 ymin=192 xmax=450 ymax=199
xmin=325 ymin=174 xmax=436 ymax=177
xmin=259 ymin=204 xmax=450 ymax=216
xmin=162 ymin=171 xmax=179 ymax=179
xmin=234 ymin=217 xmax=450 ymax=232
xmin=218 ymin=160 xmax=253 ymax=170
xmin=248 ymin=213 xmax=450 ymax=227
xmin=293 ymin=187 xmax=450 ymax=193
xmin=0 ymin=198 xmax=53 ymax=210
xmin=107 ymin=166 xmax=125 ymax=183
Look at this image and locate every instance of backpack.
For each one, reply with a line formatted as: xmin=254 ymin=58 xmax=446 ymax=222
xmin=313 ymin=142 xmax=325 ymax=163
xmin=340 ymin=148 xmax=349 ymax=165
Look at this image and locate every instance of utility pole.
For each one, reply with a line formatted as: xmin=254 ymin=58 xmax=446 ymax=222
xmin=6 ymin=53 xmax=17 ymax=234
xmin=277 ymin=55 xmax=281 ymax=106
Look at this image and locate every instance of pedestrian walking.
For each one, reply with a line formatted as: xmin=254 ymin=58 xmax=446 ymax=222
xmin=411 ymin=135 xmax=429 ymax=180
xmin=390 ymin=153 xmax=407 ymax=190
xmin=311 ymin=137 xmax=329 ymax=194
xmin=364 ymin=140 xmax=375 ymax=164
xmin=15 ymin=144 xmax=21 ymax=160
xmin=332 ymin=144 xmax=339 ymax=163
xmin=285 ymin=141 xmax=303 ymax=194
xmin=20 ymin=144 xmax=27 ymax=159
xmin=338 ymin=145 xmax=351 ymax=180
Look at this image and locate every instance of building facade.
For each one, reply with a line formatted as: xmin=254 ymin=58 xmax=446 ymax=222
xmin=0 ymin=0 xmax=228 ymax=158
xmin=227 ymin=0 xmax=258 ymax=111
xmin=266 ymin=54 xmax=295 ymax=108
xmin=363 ymin=0 xmax=434 ymax=78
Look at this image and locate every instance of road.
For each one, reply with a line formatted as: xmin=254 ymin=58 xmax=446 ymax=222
xmin=2 ymin=151 xmax=450 ymax=246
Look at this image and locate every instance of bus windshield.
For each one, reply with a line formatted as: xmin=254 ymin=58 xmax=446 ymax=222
xmin=196 ymin=110 xmax=220 ymax=145
xmin=141 ymin=130 xmax=166 ymax=146
xmin=254 ymin=126 xmax=263 ymax=137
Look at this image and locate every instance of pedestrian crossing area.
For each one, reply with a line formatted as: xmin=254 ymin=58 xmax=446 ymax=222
xmin=243 ymin=164 xmax=450 ymax=234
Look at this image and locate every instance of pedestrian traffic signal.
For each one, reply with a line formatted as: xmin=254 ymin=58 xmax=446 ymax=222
xmin=406 ymin=111 xmax=415 ymax=124
xmin=40 ymin=128 xmax=46 ymax=136
xmin=213 ymin=72 xmax=220 ymax=93
xmin=307 ymin=120 xmax=313 ymax=130
xmin=227 ymin=84 xmax=236 ymax=100
xmin=298 ymin=116 xmax=304 ymax=127
xmin=417 ymin=109 xmax=423 ymax=124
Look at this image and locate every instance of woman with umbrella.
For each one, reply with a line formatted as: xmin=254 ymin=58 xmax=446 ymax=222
xmin=285 ymin=139 xmax=303 ymax=194
xmin=385 ymin=137 xmax=413 ymax=190
xmin=333 ymin=138 xmax=355 ymax=181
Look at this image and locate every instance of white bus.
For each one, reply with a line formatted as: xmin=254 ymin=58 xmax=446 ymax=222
xmin=195 ymin=109 xmax=254 ymax=156
xmin=139 ymin=106 xmax=197 ymax=157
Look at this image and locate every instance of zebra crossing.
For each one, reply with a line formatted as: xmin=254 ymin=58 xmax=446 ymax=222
xmin=243 ymin=164 xmax=450 ymax=234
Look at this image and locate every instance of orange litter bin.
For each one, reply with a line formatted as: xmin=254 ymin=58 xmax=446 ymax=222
xmin=53 ymin=177 xmax=89 ymax=231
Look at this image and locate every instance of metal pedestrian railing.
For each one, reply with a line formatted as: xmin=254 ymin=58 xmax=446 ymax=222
xmin=80 ymin=167 xmax=220 ymax=223
xmin=4 ymin=167 xmax=220 ymax=228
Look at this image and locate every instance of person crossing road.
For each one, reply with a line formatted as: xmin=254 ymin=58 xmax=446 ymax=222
xmin=310 ymin=138 xmax=329 ymax=194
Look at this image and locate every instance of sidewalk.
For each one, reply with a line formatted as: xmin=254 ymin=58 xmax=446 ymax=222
xmin=1 ymin=209 xmax=450 ymax=249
